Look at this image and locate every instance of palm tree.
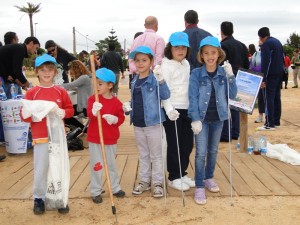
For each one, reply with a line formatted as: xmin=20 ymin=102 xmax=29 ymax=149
xmin=15 ymin=3 xmax=41 ymax=37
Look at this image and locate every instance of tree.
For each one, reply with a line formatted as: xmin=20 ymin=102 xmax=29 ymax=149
xmin=95 ymin=28 xmax=123 ymax=57
xmin=15 ymin=2 xmax=41 ymax=37
xmin=286 ymin=32 xmax=300 ymax=49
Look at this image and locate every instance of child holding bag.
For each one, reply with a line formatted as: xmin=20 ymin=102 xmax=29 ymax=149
xmin=188 ymin=36 xmax=237 ymax=205
xmin=87 ymin=68 xmax=125 ymax=204
xmin=21 ymin=54 xmax=74 ymax=215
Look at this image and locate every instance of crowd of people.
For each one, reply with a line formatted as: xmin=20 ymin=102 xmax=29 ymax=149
xmin=0 ymin=8 xmax=293 ymax=216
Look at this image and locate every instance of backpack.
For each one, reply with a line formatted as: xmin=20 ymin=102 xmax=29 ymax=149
xmin=67 ymin=138 xmax=84 ymax=151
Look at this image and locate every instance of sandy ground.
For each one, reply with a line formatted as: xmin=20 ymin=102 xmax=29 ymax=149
xmin=1 ymin=74 xmax=300 ymax=225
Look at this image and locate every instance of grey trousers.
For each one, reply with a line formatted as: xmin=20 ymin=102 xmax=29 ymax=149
xmin=134 ymin=124 xmax=164 ymax=185
xmin=33 ymin=143 xmax=49 ymax=199
xmin=88 ymin=143 xmax=121 ymax=197
xmin=293 ymin=69 xmax=299 ymax=86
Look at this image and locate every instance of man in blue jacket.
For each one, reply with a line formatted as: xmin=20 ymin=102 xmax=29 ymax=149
xmin=219 ymin=21 xmax=249 ymax=142
xmin=183 ymin=10 xmax=211 ymax=71
xmin=257 ymin=27 xmax=284 ymax=130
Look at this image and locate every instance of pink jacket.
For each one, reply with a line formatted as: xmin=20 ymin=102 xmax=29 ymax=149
xmin=129 ymin=29 xmax=165 ymax=73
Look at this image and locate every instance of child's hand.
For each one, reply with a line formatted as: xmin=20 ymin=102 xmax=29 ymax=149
xmin=153 ymin=65 xmax=163 ymax=81
xmin=191 ymin=121 xmax=202 ymax=135
xmin=167 ymin=109 xmax=180 ymax=121
xmin=222 ymin=61 xmax=234 ymax=77
xmin=55 ymin=108 xmax=65 ymax=119
xmin=102 ymin=114 xmax=118 ymax=125
xmin=92 ymin=102 xmax=103 ymax=116
xmin=122 ymin=102 xmax=132 ymax=113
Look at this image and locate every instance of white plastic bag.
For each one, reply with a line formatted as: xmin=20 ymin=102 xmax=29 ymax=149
xmin=266 ymin=142 xmax=300 ymax=165
xmin=45 ymin=112 xmax=70 ymax=210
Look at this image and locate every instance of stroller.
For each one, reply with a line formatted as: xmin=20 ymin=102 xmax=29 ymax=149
xmin=65 ymin=115 xmax=89 ymax=151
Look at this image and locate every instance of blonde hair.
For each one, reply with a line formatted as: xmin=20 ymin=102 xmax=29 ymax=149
xmin=197 ymin=47 xmax=226 ymax=65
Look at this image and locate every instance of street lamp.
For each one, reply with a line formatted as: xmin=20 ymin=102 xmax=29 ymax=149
xmin=34 ymin=23 xmax=38 ymax=37
xmin=86 ymin=35 xmax=89 ymax=52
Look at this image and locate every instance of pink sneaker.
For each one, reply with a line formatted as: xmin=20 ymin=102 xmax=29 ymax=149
xmin=204 ymin=178 xmax=220 ymax=192
xmin=194 ymin=188 xmax=206 ymax=205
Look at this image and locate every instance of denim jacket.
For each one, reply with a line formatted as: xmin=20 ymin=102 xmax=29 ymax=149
xmin=188 ymin=65 xmax=237 ymax=122
xmin=130 ymin=72 xmax=170 ymax=126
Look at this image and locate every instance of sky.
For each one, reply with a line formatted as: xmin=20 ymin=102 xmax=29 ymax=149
xmin=0 ymin=0 xmax=300 ymax=54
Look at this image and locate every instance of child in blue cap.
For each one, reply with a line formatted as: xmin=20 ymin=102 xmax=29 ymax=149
xmin=21 ymin=54 xmax=74 ymax=215
xmin=125 ymin=45 xmax=171 ymax=198
xmin=154 ymin=31 xmax=195 ymax=192
xmin=86 ymin=68 xmax=125 ymax=204
xmin=188 ymin=36 xmax=237 ymax=205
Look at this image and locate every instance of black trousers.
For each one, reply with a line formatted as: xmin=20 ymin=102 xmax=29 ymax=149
xmin=163 ymin=109 xmax=194 ymax=181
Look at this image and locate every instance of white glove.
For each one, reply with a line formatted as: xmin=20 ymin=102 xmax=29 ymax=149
xmin=167 ymin=110 xmax=180 ymax=121
xmin=102 ymin=114 xmax=118 ymax=125
xmin=122 ymin=102 xmax=132 ymax=113
xmin=191 ymin=121 xmax=202 ymax=135
xmin=55 ymin=108 xmax=65 ymax=119
xmin=153 ymin=65 xmax=163 ymax=81
xmin=21 ymin=107 xmax=32 ymax=119
xmin=92 ymin=102 xmax=103 ymax=116
xmin=222 ymin=61 xmax=234 ymax=77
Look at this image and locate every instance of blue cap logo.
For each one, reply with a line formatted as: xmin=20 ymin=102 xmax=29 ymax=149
xmin=129 ymin=46 xmax=154 ymax=59
xmin=35 ymin=54 xmax=58 ymax=68
xmin=169 ymin=32 xmax=190 ymax=47
xmin=199 ymin=36 xmax=221 ymax=50
xmin=95 ymin=68 xmax=116 ymax=84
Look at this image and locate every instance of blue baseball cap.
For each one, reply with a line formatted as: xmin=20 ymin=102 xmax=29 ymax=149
xmin=95 ymin=68 xmax=116 ymax=84
xmin=129 ymin=46 xmax=154 ymax=59
xmin=169 ymin=32 xmax=190 ymax=47
xmin=199 ymin=36 xmax=221 ymax=50
xmin=35 ymin=54 xmax=58 ymax=67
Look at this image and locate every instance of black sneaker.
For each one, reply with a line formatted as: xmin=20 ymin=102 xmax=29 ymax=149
xmin=58 ymin=205 xmax=69 ymax=214
xmin=0 ymin=154 xmax=6 ymax=162
xmin=92 ymin=195 xmax=103 ymax=204
xmin=113 ymin=190 xmax=125 ymax=198
xmin=33 ymin=198 xmax=45 ymax=215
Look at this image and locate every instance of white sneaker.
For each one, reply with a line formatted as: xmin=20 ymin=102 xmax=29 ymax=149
xmin=168 ymin=178 xmax=190 ymax=191
xmin=182 ymin=176 xmax=195 ymax=187
xmin=256 ymin=126 xmax=275 ymax=131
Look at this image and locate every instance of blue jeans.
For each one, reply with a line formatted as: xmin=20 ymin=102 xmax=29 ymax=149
xmin=194 ymin=120 xmax=223 ymax=188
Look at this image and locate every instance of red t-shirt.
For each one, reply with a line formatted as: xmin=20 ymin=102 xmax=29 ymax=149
xmin=21 ymin=85 xmax=74 ymax=141
xmin=87 ymin=95 xmax=125 ymax=145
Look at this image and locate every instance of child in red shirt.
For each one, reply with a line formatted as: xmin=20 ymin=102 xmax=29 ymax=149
xmin=87 ymin=68 xmax=125 ymax=204
xmin=21 ymin=54 xmax=74 ymax=215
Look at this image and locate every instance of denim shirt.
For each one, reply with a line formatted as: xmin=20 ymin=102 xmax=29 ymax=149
xmin=188 ymin=65 xmax=237 ymax=122
xmin=130 ymin=72 xmax=170 ymax=126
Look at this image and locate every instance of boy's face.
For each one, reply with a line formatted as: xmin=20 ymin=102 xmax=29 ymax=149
xmin=96 ymin=79 xmax=113 ymax=95
xmin=36 ymin=64 xmax=57 ymax=86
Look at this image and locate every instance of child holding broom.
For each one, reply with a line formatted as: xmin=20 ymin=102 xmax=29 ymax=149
xmin=87 ymin=68 xmax=125 ymax=204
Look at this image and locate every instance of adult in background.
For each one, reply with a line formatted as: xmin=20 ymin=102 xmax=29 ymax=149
xmin=62 ymin=60 xmax=92 ymax=133
xmin=183 ymin=9 xmax=211 ymax=71
xmin=129 ymin=16 xmax=165 ymax=73
xmin=4 ymin=32 xmax=19 ymax=45
xmin=101 ymin=43 xmax=124 ymax=95
xmin=0 ymin=36 xmax=40 ymax=97
xmin=256 ymin=27 xmax=284 ymax=130
xmin=291 ymin=49 xmax=300 ymax=88
xmin=250 ymin=41 xmax=264 ymax=123
xmin=282 ymin=52 xmax=291 ymax=89
xmin=45 ymin=40 xmax=76 ymax=83
xmin=88 ymin=50 xmax=100 ymax=71
xmin=219 ymin=21 xmax=249 ymax=141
